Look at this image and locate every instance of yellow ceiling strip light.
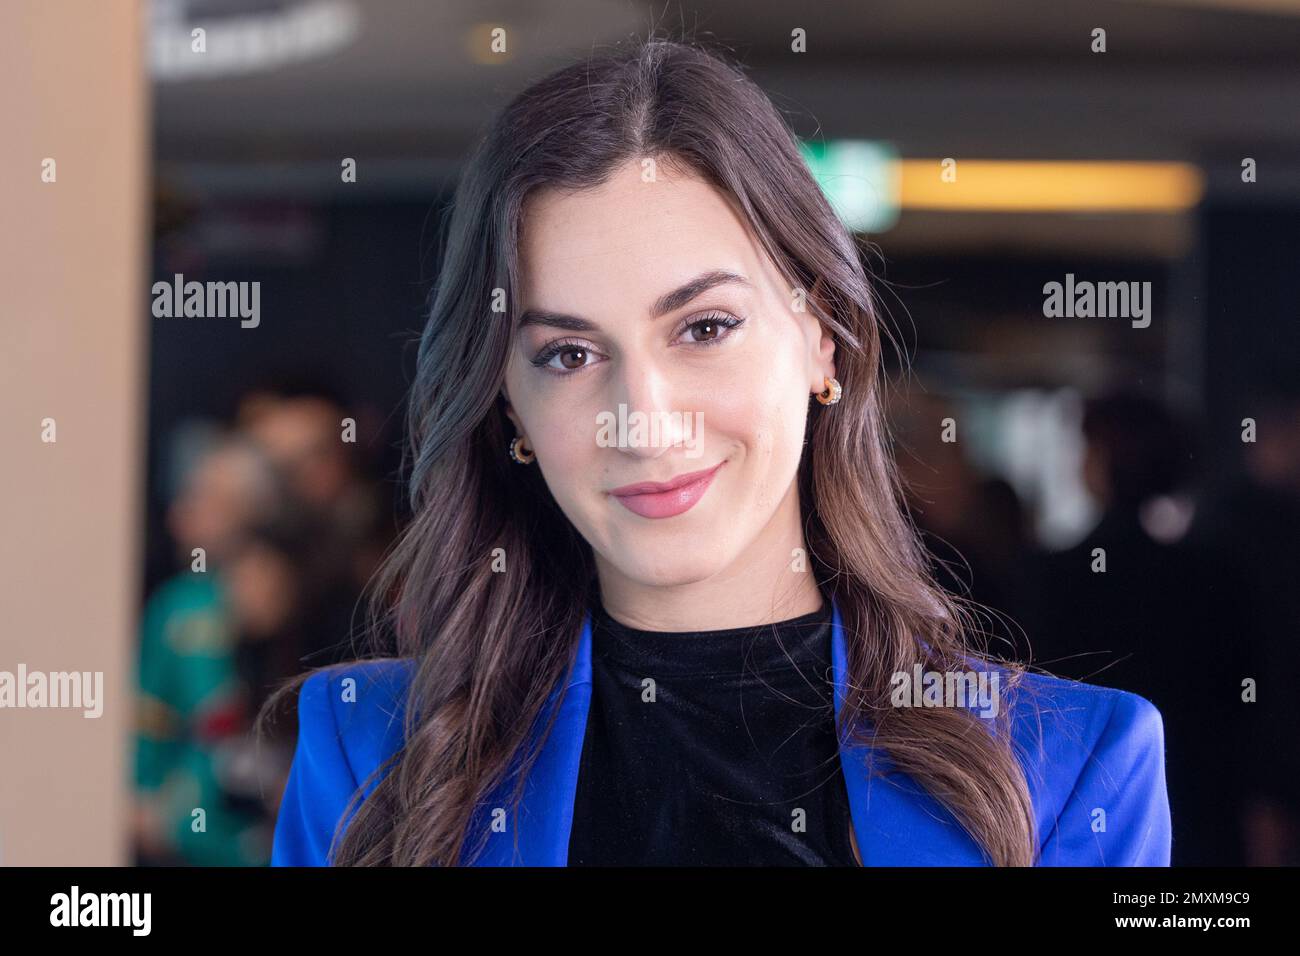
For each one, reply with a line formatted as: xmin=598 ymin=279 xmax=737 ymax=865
xmin=899 ymin=160 xmax=1205 ymax=212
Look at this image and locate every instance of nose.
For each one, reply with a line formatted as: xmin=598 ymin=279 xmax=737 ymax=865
xmin=608 ymin=357 xmax=689 ymax=460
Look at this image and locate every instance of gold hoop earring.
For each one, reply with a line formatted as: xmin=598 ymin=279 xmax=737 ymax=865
xmin=508 ymin=436 xmax=535 ymax=465
xmin=815 ymin=376 xmax=842 ymax=405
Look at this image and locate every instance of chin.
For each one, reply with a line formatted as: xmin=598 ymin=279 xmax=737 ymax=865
xmin=610 ymin=539 xmax=735 ymax=589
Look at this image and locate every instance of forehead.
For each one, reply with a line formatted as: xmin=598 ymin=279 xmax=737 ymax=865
xmin=517 ymin=158 xmax=772 ymax=310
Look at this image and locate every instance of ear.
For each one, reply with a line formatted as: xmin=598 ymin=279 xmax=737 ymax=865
xmin=806 ymin=276 xmax=838 ymax=390
xmin=500 ymin=387 xmax=525 ymax=436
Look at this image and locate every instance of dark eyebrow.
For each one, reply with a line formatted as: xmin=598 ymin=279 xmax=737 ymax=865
xmin=517 ymin=269 xmax=750 ymax=332
xmin=650 ymin=269 xmax=750 ymax=318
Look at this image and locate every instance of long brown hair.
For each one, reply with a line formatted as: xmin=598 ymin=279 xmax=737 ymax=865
xmin=264 ymin=33 xmax=1038 ymax=867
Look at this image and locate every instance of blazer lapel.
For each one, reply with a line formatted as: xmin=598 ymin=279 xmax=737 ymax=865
xmin=831 ymin=599 xmax=988 ymax=865
xmin=468 ymin=612 xmax=593 ymax=865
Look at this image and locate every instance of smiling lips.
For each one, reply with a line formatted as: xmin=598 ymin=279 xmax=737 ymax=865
xmin=608 ymin=461 xmax=725 ymax=519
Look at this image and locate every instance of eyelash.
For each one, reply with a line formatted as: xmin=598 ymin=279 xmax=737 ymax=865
xmin=529 ymin=312 xmax=746 ymax=377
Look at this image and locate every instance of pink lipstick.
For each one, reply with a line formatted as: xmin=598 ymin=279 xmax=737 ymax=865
xmin=608 ymin=461 xmax=725 ymax=519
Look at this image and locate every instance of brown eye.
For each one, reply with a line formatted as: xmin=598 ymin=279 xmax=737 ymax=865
xmin=532 ymin=338 xmax=602 ymax=374
xmin=559 ymin=347 xmax=587 ymax=369
xmin=690 ymin=321 xmax=720 ymax=343
xmin=676 ymin=313 xmax=743 ymax=347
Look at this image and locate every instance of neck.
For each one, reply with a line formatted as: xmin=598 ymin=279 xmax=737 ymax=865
xmin=593 ymin=479 xmax=823 ymax=631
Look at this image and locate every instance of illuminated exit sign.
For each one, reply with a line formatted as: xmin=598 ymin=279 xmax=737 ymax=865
xmin=798 ymin=139 xmax=900 ymax=233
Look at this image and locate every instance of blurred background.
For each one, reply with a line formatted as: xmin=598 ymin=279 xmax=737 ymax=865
xmin=3 ymin=0 xmax=1299 ymax=866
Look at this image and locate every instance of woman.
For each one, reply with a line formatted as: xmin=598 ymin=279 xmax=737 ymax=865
xmin=268 ymin=37 xmax=1170 ymax=867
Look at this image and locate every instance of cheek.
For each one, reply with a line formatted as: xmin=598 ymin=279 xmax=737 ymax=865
xmin=706 ymin=332 xmax=808 ymax=451
xmin=757 ymin=400 xmax=808 ymax=501
xmin=514 ymin=385 xmax=603 ymax=498
xmin=706 ymin=359 xmax=809 ymax=504
xmin=531 ymin=411 xmax=589 ymax=474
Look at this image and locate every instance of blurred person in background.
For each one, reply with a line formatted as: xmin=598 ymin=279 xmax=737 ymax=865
xmin=133 ymin=433 xmax=301 ymax=865
xmin=890 ymin=388 xmax=1037 ymax=659
xmin=1185 ymin=373 xmax=1300 ymax=866
xmin=237 ymin=378 xmax=393 ymax=666
xmin=1024 ymin=390 xmax=1220 ymax=865
xmin=1026 ymin=391 xmax=1201 ymax=693
xmin=209 ymin=516 xmax=320 ymax=851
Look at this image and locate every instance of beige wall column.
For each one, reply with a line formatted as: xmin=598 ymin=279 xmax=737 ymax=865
xmin=0 ymin=0 xmax=148 ymax=865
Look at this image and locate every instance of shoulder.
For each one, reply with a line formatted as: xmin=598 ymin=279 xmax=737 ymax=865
xmin=299 ymin=658 xmax=414 ymax=751
xmin=271 ymin=659 xmax=414 ymax=865
xmin=1004 ymin=670 xmax=1170 ymax=866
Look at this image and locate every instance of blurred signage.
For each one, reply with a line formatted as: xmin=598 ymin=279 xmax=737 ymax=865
xmin=798 ymin=139 xmax=901 ymax=233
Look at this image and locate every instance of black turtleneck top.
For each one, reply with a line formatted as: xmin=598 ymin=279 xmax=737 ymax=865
xmin=566 ymin=596 xmax=858 ymax=866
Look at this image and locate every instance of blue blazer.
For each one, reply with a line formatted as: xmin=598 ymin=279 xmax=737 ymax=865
xmin=272 ymin=600 xmax=1171 ymax=865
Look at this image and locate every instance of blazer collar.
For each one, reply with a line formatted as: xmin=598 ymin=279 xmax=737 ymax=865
xmin=468 ymin=596 xmax=984 ymax=865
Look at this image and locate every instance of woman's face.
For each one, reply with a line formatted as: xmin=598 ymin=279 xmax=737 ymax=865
xmin=503 ymin=156 xmax=835 ymax=590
